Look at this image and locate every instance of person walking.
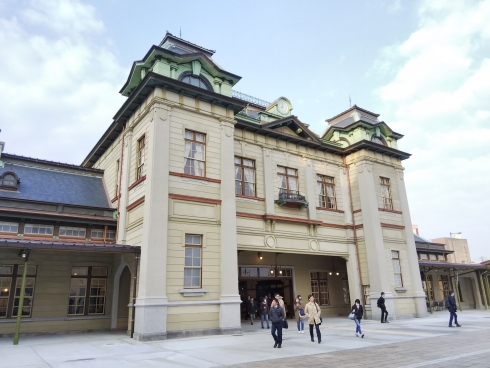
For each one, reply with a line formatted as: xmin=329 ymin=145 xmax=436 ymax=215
xmin=247 ymin=296 xmax=257 ymax=325
xmin=305 ymin=294 xmax=322 ymax=343
xmin=377 ymin=292 xmax=389 ymax=323
xmin=269 ymin=298 xmax=284 ymax=348
xmin=447 ymin=291 xmax=461 ymax=327
xmin=294 ymin=296 xmax=305 ymax=334
xmin=352 ymin=298 xmax=364 ymax=338
xmin=259 ymin=296 xmax=270 ymax=329
xmin=274 ymin=293 xmax=286 ymax=319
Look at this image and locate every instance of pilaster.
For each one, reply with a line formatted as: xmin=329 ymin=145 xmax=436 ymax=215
xmin=356 ymin=160 xmax=394 ymax=320
xmin=133 ymin=104 xmax=170 ymax=341
xmin=304 ymin=158 xmax=316 ymax=220
xmin=219 ymin=120 xmax=242 ymax=333
xmin=262 ymin=147 xmax=275 ymax=215
xmin=395 ymin=168 xmax=428 ymax=317
xmin=117 ymin=128 xmax=133 ymax=243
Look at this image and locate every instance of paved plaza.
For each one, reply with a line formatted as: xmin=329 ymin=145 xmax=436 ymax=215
xmin=2 ymin=310 xmax=490 ymax=367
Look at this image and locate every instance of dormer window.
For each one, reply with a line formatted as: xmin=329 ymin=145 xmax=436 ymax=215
xmin=179 ymin=72 xmax=211 ymax=91
xmin=0 ymin=172 xmax=19 ymax=191
xmin=371 ymin=135 xmax=386 ymax=146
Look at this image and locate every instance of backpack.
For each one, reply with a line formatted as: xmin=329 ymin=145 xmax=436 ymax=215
xmin=445 ymin=297 xmax=450 ymax=309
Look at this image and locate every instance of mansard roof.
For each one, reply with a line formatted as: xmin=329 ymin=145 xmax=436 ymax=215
xmin=0 ymin=154 xmax=110 ymax=209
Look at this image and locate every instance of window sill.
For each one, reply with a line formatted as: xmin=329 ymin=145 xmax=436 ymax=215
xmin=236 ymin=194 xmax=265 ymax=202
xmin=169 ymin=172 xmax=221 ymax=183
xmin=128 ymin=175 xmax=146 ymax=190
xmin=180 ymin=288 xmax=208 ymax=297
xmin=395 ymin=288 xmax=407 ymax=293
xmin=316 ymin=207 xmax=344 ymax=213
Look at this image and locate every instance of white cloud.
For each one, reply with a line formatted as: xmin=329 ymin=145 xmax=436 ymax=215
xmin=0 ymin=0 xmax=126 ymax=164
xmin=374 ymin=0 xmax=490 ymax=261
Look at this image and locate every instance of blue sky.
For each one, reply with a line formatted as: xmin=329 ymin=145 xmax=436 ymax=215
xmin=0 ymin=0 xmax=489 ymax=260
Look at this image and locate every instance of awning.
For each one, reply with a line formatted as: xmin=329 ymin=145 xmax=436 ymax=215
xmin=0 ymin=238 xmax=140 ymax=254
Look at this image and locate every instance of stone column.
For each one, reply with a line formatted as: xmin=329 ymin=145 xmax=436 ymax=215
xmin=133 ymin=104 xmax=170 ymax=341
xmin=395 ymin=168 xmax=428 ymax=317
xmin=262 ymin=147 xmax=275 ymax=215
xmin=346 ymin=245 xmax=362 ymax=306
xmin=219 ymin=120 xmax=242 ymax=334
xmin=117 ymin=128 xmax=133 ymax=244
xmin=356 ymin=160 xmax=394 ymax=320
xmin=305 ymin=159 xmax=317 ymax=220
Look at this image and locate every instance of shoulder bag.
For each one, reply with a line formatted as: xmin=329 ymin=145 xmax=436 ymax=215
xmin=315 ymin=303 xmax=322 ymax=324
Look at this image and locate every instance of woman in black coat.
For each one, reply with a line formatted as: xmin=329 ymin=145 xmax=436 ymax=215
xmin=351 ymin=298 xmax=364 ymax=338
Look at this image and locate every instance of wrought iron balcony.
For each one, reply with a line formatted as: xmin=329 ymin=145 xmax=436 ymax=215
xmin=275 ymin=189 xmax=309 ymax=210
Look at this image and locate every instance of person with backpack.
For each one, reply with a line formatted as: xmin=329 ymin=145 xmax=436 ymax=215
xmin=293 ymin=295 xmax=305 ymax=333
xmin=377 ymin=292 xmax=389 ymax=323
xmin=305 ymin=294 xmax=322 ymax=343
xmin=259 ymin=296 xmax=270 ymax=329
xmin=352 ymin=298 xmax=364 ymax=338
xmin=269 ymin=298 xmax=285 ymax=348
xmin=447 ymin=291 xmax=461 ymax=327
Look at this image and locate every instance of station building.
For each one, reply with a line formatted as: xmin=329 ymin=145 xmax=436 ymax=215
xmin=3 ymin=32 xmax=466 ymax=340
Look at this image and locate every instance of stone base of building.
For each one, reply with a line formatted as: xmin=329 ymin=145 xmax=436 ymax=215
xmin=167 ymin=327 xmax=242 ymax=340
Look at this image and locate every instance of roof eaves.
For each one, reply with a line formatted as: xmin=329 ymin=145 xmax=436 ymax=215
xmin=3 ymin=153 xmax=104 ymax=174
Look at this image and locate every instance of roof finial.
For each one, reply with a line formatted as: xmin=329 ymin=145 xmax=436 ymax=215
xmin=349 ymin=95 xmax=352 ymax=108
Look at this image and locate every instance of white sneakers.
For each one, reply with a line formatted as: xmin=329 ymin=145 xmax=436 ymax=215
xmin=355 ymin=333 xmax=359 ymax=337
xmin=301 ymin=330 xmax=304 ymax=334
xmin=298 ymin=331 xmax=301 ymax=333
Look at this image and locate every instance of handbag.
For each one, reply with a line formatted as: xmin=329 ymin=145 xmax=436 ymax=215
xmin=283 ymin=319 xmax=289 ymax=329
xmin=348 ymin=312 xmax=355 ymax=320
xmin=315 ymin=303 xmax=322 ymax=325
xmin=299 ymin=308 xmax=305 ymax=316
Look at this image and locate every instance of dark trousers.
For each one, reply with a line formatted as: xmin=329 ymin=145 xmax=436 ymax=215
xmin=449 ymin=311 xmax=458 ymax=326
xmin=309 ymin=323 xmax=321 ymax=341
xmin=271 ymin=323 xmax=283 ymax=344
xmin=381 ymin=307 xmax=388 ymax=322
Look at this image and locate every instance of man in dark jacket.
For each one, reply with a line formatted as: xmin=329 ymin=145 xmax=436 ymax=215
xmin=247 ymin=297 xmax=257 ymax=325
xmin=377 ymin=292 xmax=389 ymax=323
xmin=448 ymin=291 xmax=461 ymax=327
xmin=269 ymin=299 xmax=285 ymax=348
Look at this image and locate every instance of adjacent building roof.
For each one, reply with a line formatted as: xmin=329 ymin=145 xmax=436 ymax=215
xmin=415 ymin=234 xmax=454 ymax=254
xmin=418 ymin=261 xmax=488 ymax=270
xmin=0 ymin=238 xmax=140 ymax=253
xmin=0 ymin=160 xmax=110 ymax=208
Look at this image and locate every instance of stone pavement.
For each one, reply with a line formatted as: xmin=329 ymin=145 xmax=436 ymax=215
xmin=1 ymin=310 xmax=489 ymax=367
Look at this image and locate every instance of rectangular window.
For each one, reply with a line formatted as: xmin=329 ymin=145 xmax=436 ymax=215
xmin=136 ymin=135 xmax=146 ymax=180
xmin=437 ymin=254 xmax=445 ymax=262
xmin=391 ymin=250 xmax=403 ymax=287
xmin=184 ymin=234 xmax=202 ymax=288
xmin=106 ymin=230 xmax=116 ymax=240
xmin=429 ymin=254 xmax=437 ymax=261
xmin=0 ymin=265 xmax=37 ymax=318
xmin=115 ymin=159 xmax=120 ymax=197
xmin=277 ymin=166 xmax=298 ymax=196
xmin=310 ymin=271 xmax=329 ymax=306
xmin=184 ymin=130 xmax=205 ymax=177
xmin=419 ymin=253 xmax=428 ymax=260
xmin=24 ymin=224 xmax=54 ymax=235
xmin=317 ymin=175 xmax=337 ymax=209
xmin=59 ymin=226 xmax=86 ymax=238
xmin=424 ymin=275 xmax=434 ymax=300
xmin=363 ymin=285 xmax=371 ymax=306
xmin=0 ymin=221 xmax=19 ymax=233
xmin=438 ymin=275 xmax=450 ymax=299
xmin=91 ymin=229 xmax=104 ymax=239
xmin=380 ymin=177 xmax=393 ymax=210
xmin=235 ymin=157 xmax=256 ymax=197
xmin=68 ymin=266 xmax=107 ymax=316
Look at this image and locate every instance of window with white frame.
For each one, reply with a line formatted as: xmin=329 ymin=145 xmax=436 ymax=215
xmin=363 ymin=285 xmax=371 ymax=306
xmin=419 ymin=253 xmax=428 ymax=260
xmin=317 ymin=175 xmax=337 ymax=209
xmin=68 ymin=266 xmax=107 ymax=316
xmin=184 ymin=130 xmax=205 ymax=177
xmin=391 ymin=250 xmax=403 ymax=287
xmin=235 ymin=157 xmax=256 ymax=196
xmin=429 ymin=254 xmax=437 ymax=261
xmin=91 ymin=229 xmax=104 ymax=239
xmin=0 ymin=265 xmax=37 ymax=318
xmin=136 ymin=135 xmax=146 ymax=180
xmin=380 ymin=177 xmax=393 ymax=210
xmin=114 ymin=159 xmax=120 ymax=197
xmin=106 ymin=230 xmax=116 ymax=240
xmin=59 ymin=226 xmax=86 ymax=238
xmin=24 ymin=224 xmax=54 ymax=235
xmin=0 ymin=221 xmax=18 ymax=233
xmin=184 ymin=234 xmax=202 ymax=288
xmin=277 ymin=166 xmax=298 ymax=196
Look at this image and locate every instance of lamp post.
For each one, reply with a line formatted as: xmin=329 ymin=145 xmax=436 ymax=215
xmin=13 ymin=249 xmax=31 ymax=345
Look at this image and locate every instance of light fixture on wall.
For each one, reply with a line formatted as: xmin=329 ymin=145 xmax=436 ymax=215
xmin=258 ymin=252 xmax=263 ymax=260
xmin=330 ymin=258 xmax=339 ymax=276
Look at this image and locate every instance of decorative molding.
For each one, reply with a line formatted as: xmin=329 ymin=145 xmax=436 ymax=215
xmin=316 ymin=207 xmax=344 ymax=213
xmin=309 ymin=239 xmax=319 ymax=251
xmin=236 ymin=194 xmax=265 ymax=201
xmin=380 ymin=223 xmax=405 ymax=230
xmin=236 ymin=212 xmax=263 ymax=219
xmin=378 ymin=208 xmax=402 ymax=214
xmin=128 ymin=175 xmax=146 ymax=191
xmin=169 ymin=193 xmax=221 ymax=205
xmin=169 ymin=171 xmax=221 ymax=183
xmin=0 ymin=206 xmax=116 ymax=222
xmin=126 ymin=196 xmax=145 ymax=211
xmin=352 ymin=209 xmax=362 ymax=214
xmin=264 ymin=235 xmax=276 ymax=248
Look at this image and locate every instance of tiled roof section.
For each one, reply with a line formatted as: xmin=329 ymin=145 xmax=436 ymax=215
xmin=418 ymin=261 xmax=488 ymax=270
xmin=2 ymin=153 xmax=103 ymax=174
xmin=0 ymin=163 xmax=110 ymax=208
xmin=414 ymin=234 xmax=434 ymax=244
xmin=0 ymin=238 xmax=140 ymax=253
xmin=326 ymin=105 xmax=380 ymax=123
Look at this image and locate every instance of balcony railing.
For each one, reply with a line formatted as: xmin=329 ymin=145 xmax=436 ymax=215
xmin=275 ymin=190 xmax=309 ymax=210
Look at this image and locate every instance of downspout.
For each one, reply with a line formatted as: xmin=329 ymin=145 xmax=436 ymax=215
xmin=115 ymin=124 xmax=126 ymax=242
xmin=130 ymin=251 xmax=140 ymax=338
xmin=343 ymin=157 xmax=364 ymax=295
